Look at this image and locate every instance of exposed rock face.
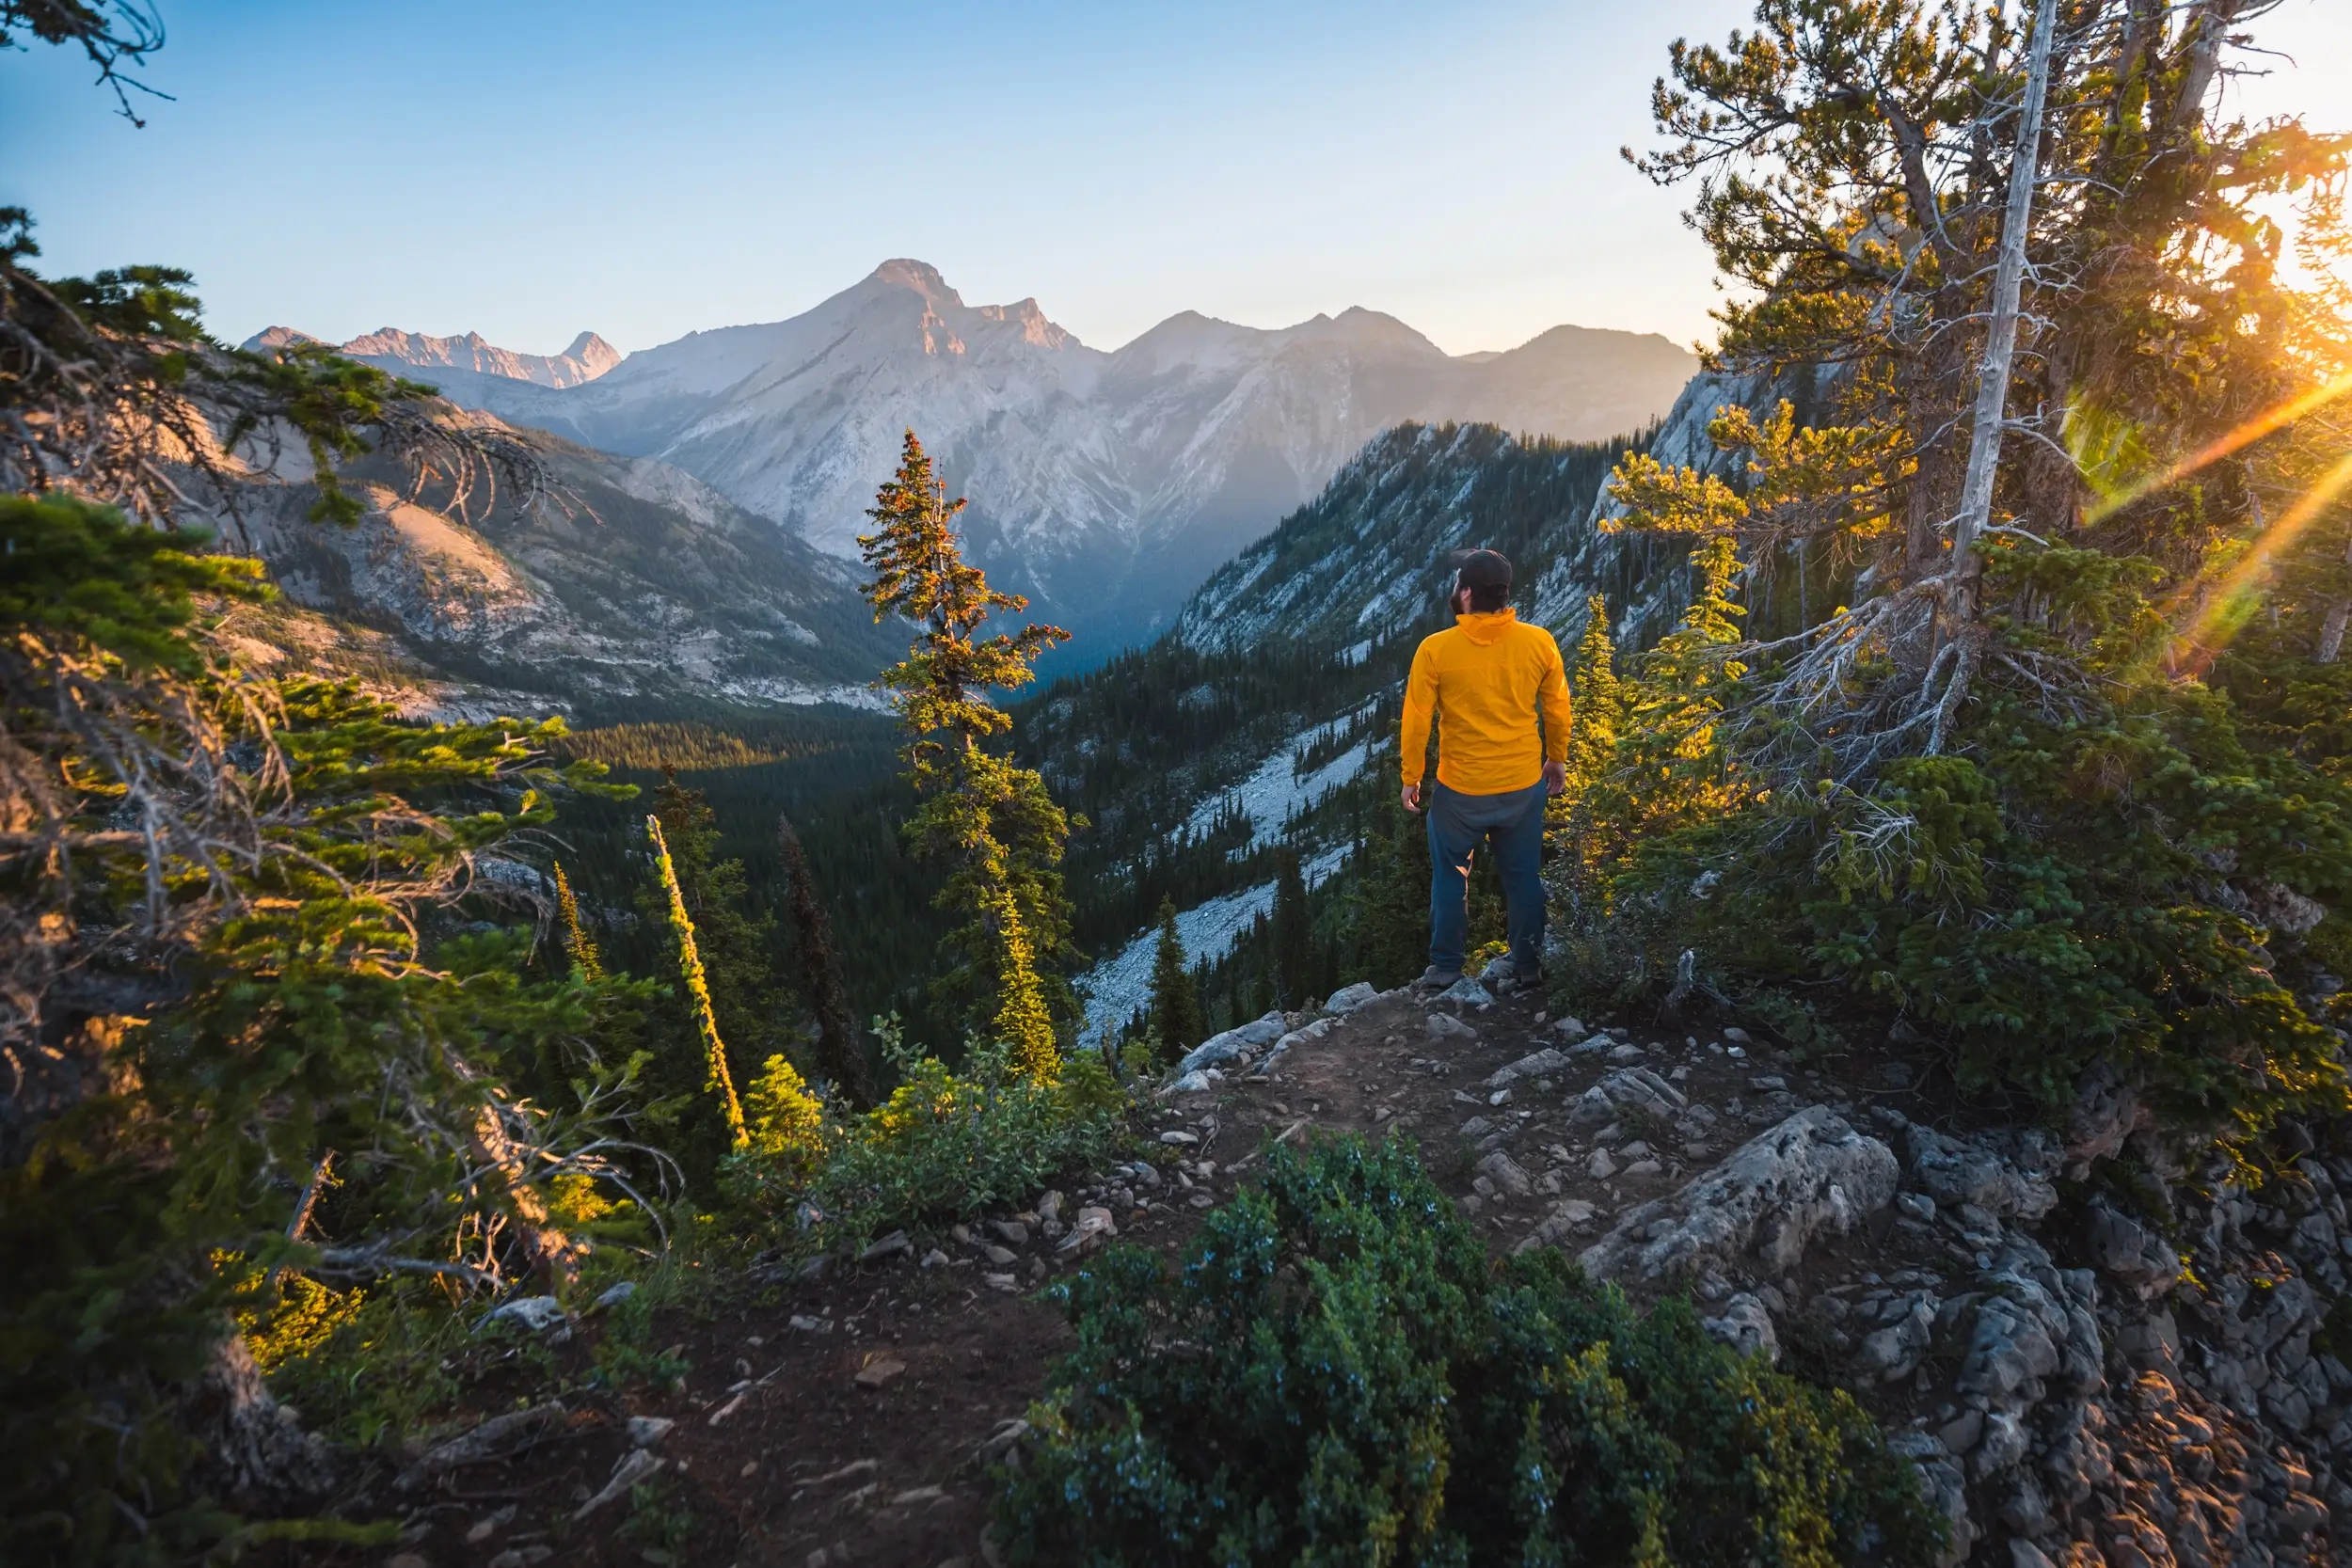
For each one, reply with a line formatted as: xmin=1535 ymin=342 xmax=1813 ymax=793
xmin=1574 ymin=1106 xmax=1899 ymax=1283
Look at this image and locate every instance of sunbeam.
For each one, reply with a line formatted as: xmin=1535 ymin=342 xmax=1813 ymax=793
xmin=2084 ymin=371 xmax=2352 ymax=527
xmin=2171 ymin=446 xmax=2352 ymax=667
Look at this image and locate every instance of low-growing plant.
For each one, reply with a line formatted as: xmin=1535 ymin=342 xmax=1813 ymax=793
xmin=727 ymin=1022 xmax=1129 ymax=1244
xmin=993 ymin=1133 xmax=1940 ymax=1567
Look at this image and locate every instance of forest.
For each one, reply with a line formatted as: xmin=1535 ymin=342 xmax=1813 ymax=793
xmin=6 ymin=1 xmax=2352 ymax=1565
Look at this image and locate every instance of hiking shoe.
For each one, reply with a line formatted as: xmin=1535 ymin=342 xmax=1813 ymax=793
xmin=1416 ymin=965 xmax=1464 ymax=990
xmin=1485 ymin=955 xmax=1544 ymax=989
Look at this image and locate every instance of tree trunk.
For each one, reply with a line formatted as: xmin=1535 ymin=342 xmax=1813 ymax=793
xmin=190 ymin=1329 xmax=335 ymax=1504
xmin=1949 ymin=0 xmax=2063 ymax=611
xmin=469 ymin=1098 xmax=587 ymax=1291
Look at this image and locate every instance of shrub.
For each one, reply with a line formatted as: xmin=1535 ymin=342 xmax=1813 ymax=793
xmin=727 ymin=1026 xmax=1128 ymax=1243
xmin=993 ymin=1134 xmax=1939 ymax=1568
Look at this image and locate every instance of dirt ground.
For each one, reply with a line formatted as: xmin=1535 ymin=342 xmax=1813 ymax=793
xmin=363 ymin=975 xmax=1969 ymax=1568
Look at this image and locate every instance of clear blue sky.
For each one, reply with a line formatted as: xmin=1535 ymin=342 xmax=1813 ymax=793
xmin=6 ymin=0 xmax=2346 ymax=359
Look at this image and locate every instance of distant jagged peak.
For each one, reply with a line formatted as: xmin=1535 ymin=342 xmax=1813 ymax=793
xmin=277 ymin=325 xmax=625 ymax=389
xmin=244 ymin=325 xmax=325 ymax=353
xmin=866 ymin=258 xmax=961 ymax=304
xmin=859 ymin=261 xmax=1083 ymax=353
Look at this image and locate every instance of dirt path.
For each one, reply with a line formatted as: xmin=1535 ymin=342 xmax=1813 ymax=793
xmin=376 ymin=976 xmax=1963 ymax=1568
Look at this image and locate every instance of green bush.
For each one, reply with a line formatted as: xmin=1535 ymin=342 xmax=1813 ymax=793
xmin=993 ymin=1134 xmax=1939 ymax=1567
xmin=727 ymin=1027 xmax=1129 ymax=1245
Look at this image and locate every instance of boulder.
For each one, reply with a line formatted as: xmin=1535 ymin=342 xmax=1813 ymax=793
xmin=1567 ymin=1066 xmax=1688 ymax=1127
xmin=1176 ymin=1012 xmax=1287 ymax=1075
xmin=2063 ymin=1062 xmax=2152 ymax=1179
xmin=1486 ymin=1047 xmax=1570 ymax=1089
xmin=1701 ymin=1291 xmax=1779 ymax=1362
xmin=1906 ymin=1124 xmax=2058 ymax=1222
xmin=1576 ymin=1107 xmax=1899 ymax=1283
xmin=484 ymin=1296 xmax=567 ymax=1334
xmin=1475 ymin=1151 xmax=1534 ymax=1197
xmin=2084 ymin=1204 xmax=2180 ymax=1299
xmin=1324 ymin=981 xmax=1378 ymax=1014
xmin=1513 ymin=1197 xmax=1599 ymax=1252
xmin=1435 ymin=978 xmax=1495 ymax=1008
xmin=1425 ymin=1013 xmax=1477 ymax=1044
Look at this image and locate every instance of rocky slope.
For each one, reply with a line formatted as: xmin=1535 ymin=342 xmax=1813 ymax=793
xmin=218 ymin=421 xmax=900 ymax=717
xmin=1160 ymin=969 xmax=2351 ymax=1567
xmin=255 ymin=261 xmax=1695 ymax=653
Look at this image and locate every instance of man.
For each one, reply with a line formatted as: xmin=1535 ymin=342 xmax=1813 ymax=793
xmin=1400 ymin=548 xmax=1569 ymax=990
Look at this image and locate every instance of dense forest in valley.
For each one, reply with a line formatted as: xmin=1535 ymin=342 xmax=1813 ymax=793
xmin=8 ymin=2 xmax=2352 ymax=1565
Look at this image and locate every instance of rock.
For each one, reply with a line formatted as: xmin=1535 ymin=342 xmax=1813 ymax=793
xmin=1608 ymin=1041 xmax=1647 ymax=1064
xmin=1568 ymin=1066 xmax=1689 ymax=1128
xmin=1037 ymin=1190 xmax=1064 ymax=1224
xmin=1158 ymin=1130 xmax=1200 ymax=1148
xmin=788 ymin=1314 xmax=833 ymax=1334
xmin=1551 ymin=1015 xmax=1587 ymax=1040
xmin=858 ymin=1230 xmax=914 ymax=1263
xmin=1888 ymin=1432 xmax=1975 ymax=1568
xmin=1973 ymin=1410 xmax=2029 ymax=1478
xmin=1514 ymin=1197 xmax=1599 ymax=1251
xmin=1701 ymin=1291 xmax=1779 ymax=1362
xmin=1906 ymin=1124 xmax=2058 ymax=1222
xmin=396 ymin=1403 xmax=567 ymax=1489
xmin=485 ymin=1548 xmax=553 ymax=1568
xmin=2085 ymin=1204 xmax=2180 ymax=1298
xmin=1477 ymin=1151 xmax=1534 ymax=1197
xmin=1436 ymin=978 xmax=1494 ymax=1008
xmin=1897 ymin=1192 xmax=1936 ymax=1224
xmin=1860 ymin=1298 xmax=1937 ymax=1382
xmin=1325 ymin=981 xmax=1378 ymax=1014
xmin=1425 ymin=1012 xmax=1477 ymax=1044
xmin=1721 ymin=1026 xmax=1754 ymax=1045
xmin=1621 ymin=1159 xmax=1664 ymax=1180
xmin=1587 ymin=1148 xmax=1618 ymax=1180
xmin=1486 ymin=1048 xmax=1570 ymax=1089
xmin=853 ymin=1357 xmax=907 ymax=1389
xmin=574 ymin=1448 xmax=664 ymax=1519
xmin=594 ymin=1281 xmax=637 ymax=1309
xmin=975 ymin=1418 xmax=1032 ymax=1468
xmin=1176 ymin=1013 xmax=1288 ymax=1075
xmin=982 ymin=1272 xmax=1019 ymax=1291
xmin=484 ymin=1296 xmax=566 ymax=1334
xmin=2064 ymin=1061 xmax=2152 ymax=1179
xmin=984 ymin=1244 xmax=1017 ymax=1267
xmin=1577 ymin=1107 xmax=1899 ymax=1284
xmin=1168 ymin=1069 xmax=1216 ymax=1094
xmin=1938 ymin=1408 xmax=1983 ymax=1454
xmin=1057 ymin=1206 xmax=1117 ymax=1257
xmin=920 ymin=1247 xmax=949 ymax=1270
xmin=989 ymin=1220 xmax=1030 ymax=1246
xmin=626 ymin=1416 xmax=675 ymax=1448
xmin=1457 ymin=1115 xmax=1496 ymax=1138
xmin=2010 ymin=1539 xmax=2058 ymax=1568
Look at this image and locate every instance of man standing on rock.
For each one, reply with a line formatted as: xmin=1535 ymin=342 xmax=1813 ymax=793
xmin=1400 ymin=548 xmax=1569 ymax=990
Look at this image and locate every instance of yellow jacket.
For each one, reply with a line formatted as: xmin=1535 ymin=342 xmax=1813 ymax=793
xmin=1401 ymin=609 xmax=1571 ymax=795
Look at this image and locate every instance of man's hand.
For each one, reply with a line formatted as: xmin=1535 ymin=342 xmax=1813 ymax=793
xmin=1401 ymin=782 xmax=1423 ymax=815
xmin=1542 ymin=760 xmax=1567 ymax=798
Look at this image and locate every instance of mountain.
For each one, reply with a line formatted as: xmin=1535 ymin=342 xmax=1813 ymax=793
xmin=217 ymin=420 xmax=901 ymax=718
xmin=257 ymin=262 xmax=1696 ymax=655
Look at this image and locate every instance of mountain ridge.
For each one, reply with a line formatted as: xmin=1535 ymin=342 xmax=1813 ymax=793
xmin=249 ymin=262 xmax=1695 ymax=655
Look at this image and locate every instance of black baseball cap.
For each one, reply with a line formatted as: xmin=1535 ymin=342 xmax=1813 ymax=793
xmin=1448 ymin=548 xmax=1512 ymax=593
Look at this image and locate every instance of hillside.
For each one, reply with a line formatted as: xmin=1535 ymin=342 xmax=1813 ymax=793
xmin=253 ymin=261 xmax=1696 ymax=655
xmin=215 ymin=420 xmax=901 ymax=718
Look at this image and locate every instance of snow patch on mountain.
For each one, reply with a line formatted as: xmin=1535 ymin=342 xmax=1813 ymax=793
xmin=1078 ymin=846 xmax=1350 ymax=1044
xmin=1184 ymin=713 xmax=1375 ymax=851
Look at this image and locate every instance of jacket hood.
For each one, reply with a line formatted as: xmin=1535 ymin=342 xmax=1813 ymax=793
xmin=1454 ymin=608 xmax=1518 ymax=645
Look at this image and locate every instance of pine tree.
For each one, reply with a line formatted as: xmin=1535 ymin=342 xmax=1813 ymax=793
xmin=1271 ymin=847 xmax=1311 ymax=1009
xmin=859 ymin=430 xmax=1077 ymax=1081
xmin=1563 ymin=594 xmax=1622 ymax=792
xmin=1145 ymin=896 xmax=1204 ymax=1058
xmin=777 ymin=814 xmax=874 ymax=1108
xmin=647 ymin=815 xmax=748 ymax=1148
xmin=553 ymin=861 xmax=602 ymax=979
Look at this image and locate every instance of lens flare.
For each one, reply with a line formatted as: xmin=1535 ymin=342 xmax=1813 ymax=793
xmin=2171 ymin=448 xmax=2352 ymax=667
xmin=2084 ymin=372 xmax=2352 ymax=527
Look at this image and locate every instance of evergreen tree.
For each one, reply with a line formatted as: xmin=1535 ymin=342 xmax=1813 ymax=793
xmin=1271 ymin=847 xmax=1312 ymax=1008
xmin=859 ymin=430 xmax=1078 ymax=1081
xmin=1145 ymin=896 xmax=1204 ymax=1058
xmin=553 ymin=861 xmax=603 ymax=979
xmin=1562 ymin=594 xmax=1622 ymax=791
xmin=777 ymin=813 xmax=875 ymax=1108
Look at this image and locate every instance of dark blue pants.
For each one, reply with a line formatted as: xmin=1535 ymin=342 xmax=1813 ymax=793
xmin=1426 ymin=780 xmax=1547 ymax=974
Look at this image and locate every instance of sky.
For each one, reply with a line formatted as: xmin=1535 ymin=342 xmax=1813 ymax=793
xmin=5 ymin=0 xmax=2348 ymax=360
